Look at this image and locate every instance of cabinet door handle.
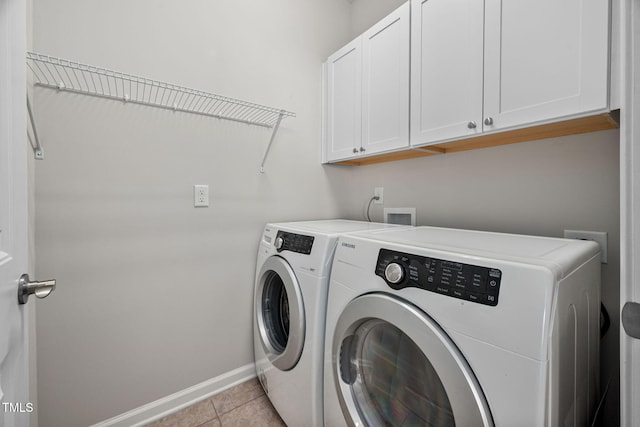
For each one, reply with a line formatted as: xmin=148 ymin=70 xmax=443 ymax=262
xmin=484 ymin=117 xmax=494 ymax=126
xmin=467 ymin=121 xmax=477 ymax=129
xmin=353 ymin=148 xmax=358 ymax=154
xmin=359 ymin=147 xmax=366 ymax=152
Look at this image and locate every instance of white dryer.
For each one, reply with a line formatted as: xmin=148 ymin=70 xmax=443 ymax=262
xmin=324 ymin=226 xmax=601 ymax=426
xmin=253 ymin=220 xmax=404 ymax=427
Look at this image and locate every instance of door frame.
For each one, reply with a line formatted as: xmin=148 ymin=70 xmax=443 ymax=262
xmin=620 ymin=0 xmax=640 ymax=425
xmin=0 ymin=0 xmax=30 ymax=426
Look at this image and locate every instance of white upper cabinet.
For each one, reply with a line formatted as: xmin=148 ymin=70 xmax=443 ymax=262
xmin=410 ymin=0 xmax=485 ymax=145
xmin=361 ymin=3 xmax=410 ymax=155
xmin=325 ymin=2 xmax=410 ymax=162
xmin=483 ymin=0 xmax=609 ymax=130
xmin=411 ymin=0 xmax=610 ymax=147
xmin=326 ymin=38 xmax=363 ymax=162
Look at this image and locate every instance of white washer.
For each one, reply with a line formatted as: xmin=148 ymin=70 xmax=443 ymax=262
xmin=324 ymin=226 xmax=601 ymax=426
xmin=253 ymin=220 xmax=405 ymax=427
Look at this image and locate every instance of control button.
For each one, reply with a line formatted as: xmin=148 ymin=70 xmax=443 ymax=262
xmin=441 ymin=270 xmax=453 ymax=279
xmin=485 ymin=293 xmax=498 ymax=305
xmin=423 ymin=275 xmax=436 ymax=291
xmin=408 ymin=259 xmax=425 ymax=285
xmin=488 ymin=270 xmax=501 ymax=287
xmin=384 ymin=263 xmax=405 ymax=284
xmin=436 ymin=286 xmax=451 ymax=295
xmin=454 ymin=281 xmax=466 ymax=289
xmin=274 ymin=237 xmax=284 ymax=250
xmin=467 ymin=292 xmax=481 ymax=302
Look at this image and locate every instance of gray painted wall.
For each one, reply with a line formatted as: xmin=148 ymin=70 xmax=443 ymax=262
xmin=32 ymin=0 xmax=620 ymax=426
xmin=350 ymin=0 xmax=407 ymax=36
xmin=32 ymin=1 xmax=353 ymax=426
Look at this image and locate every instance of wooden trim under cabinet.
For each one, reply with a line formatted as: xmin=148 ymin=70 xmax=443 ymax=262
xmin=336 ymin=147 xmax=438 ymax=166
xmin=335 ymin=112 xmax=619 ymax=166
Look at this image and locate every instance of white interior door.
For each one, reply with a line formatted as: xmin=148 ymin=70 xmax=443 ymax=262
xmin=0 ymin=0 xmax=30 ymax=426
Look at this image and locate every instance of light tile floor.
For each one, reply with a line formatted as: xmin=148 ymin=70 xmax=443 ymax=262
xmin=144 ymin=378 xmax=286 ymax=427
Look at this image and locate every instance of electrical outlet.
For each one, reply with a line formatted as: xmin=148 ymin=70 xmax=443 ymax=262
xmin=374 ymin=187 xmax=384 ymax=204
xmin=194 ymin=185 xmax=209 ymax=207
xmin=563 ymin=230 xmax=607 ymax=263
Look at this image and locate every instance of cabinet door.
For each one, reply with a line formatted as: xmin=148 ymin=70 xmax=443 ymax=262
xmin=362 ymin=2 xmax=410 ymax=155
xmin=410 ymin=0 xmax=484 ymax=147
xmin=483 ymin=0 xmax=609 ymax=132
xmin=326 ymin=38 xmax=362 ymax=162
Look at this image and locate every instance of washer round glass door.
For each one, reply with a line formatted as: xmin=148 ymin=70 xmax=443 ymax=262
xmin=256 ymin=255 xmax=305 ymax=371
xmin=333 ymin=293 xmax=493 ymax=427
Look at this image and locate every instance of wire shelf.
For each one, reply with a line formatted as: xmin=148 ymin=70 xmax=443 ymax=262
xmin=26 ymin=52 xmax=295 ymax=128
xmin=26 ymin=52 xmax=295 ymax=170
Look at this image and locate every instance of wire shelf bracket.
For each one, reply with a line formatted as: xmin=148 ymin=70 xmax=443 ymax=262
xmin=26 ymin=94 xmax=44 ymax=160
xmin=26 ymin=52 xmax=295 ymax=169
xmin=260 ymin=111 xmax=285 ymax=173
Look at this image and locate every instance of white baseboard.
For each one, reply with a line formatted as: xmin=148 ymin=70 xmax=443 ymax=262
xmin=90 ymin=363 xmax=256 ymax=427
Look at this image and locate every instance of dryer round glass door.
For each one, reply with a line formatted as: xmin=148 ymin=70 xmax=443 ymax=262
xmin=333 ymin=293 xmax=493 ymax=427
xmin=255 ymin=255 xmax=305 ymax=371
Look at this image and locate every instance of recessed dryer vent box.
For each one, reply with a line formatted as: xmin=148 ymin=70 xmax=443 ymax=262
xmin=384 ymin=208 xmax=416 ymax=226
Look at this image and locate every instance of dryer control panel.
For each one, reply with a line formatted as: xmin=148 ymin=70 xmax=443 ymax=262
xmin=375 ymin=249 xmax=502 ymax=306
xmin=275 ymin=231 xmax=314 ymax=255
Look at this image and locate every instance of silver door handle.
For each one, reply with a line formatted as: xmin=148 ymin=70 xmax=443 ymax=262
xmin=18 ymin=273 xmax=56 ymax=304
xmin=623 ymin=302 xmax=640 ymax=339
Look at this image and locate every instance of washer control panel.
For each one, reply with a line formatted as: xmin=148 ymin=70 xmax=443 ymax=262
xmin=375 ymin=249 xmax=502 ymax=306
xmin=275 ymin=231 xmax=314 ymax=255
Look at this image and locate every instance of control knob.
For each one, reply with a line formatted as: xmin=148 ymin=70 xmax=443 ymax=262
xmin=384 ymin=262 xmax=405 ymax=284
xmin=274 ymin=237 xmax=284 ymax=250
